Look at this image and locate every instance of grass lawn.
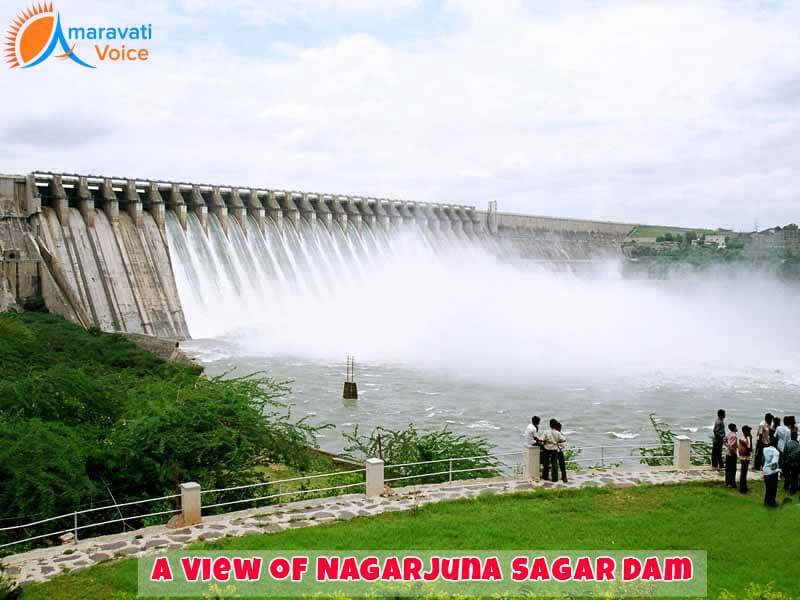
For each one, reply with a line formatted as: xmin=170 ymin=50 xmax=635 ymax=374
xmin=22 ymin=481 xmax=800 ymax=599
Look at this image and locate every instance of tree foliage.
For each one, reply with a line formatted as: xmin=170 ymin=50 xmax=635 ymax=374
xmin=0 ymin=312 xmax=322 ymax=549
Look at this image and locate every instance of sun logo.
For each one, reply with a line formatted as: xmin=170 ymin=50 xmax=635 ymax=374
xmin=5 ymin=2 xmax=93 ymax=69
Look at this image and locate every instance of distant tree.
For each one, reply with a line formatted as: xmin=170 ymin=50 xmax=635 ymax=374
xmin=656 ymin=236 xmax=665 ymax=243
xmin=664 ymin=233 xmax=674 ymax=242
xmin=685 ymin=231 xmax=698 ymax=243
xmin=674 ymin=233 xmax=684 ymax=243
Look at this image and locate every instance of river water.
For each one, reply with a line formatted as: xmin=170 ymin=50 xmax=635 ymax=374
xmin=166 ymin=213 xmax=800 ymax=464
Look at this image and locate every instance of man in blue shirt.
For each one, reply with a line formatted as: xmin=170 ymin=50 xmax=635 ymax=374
xmin=762 ymin=438 xmax=781 ymax=508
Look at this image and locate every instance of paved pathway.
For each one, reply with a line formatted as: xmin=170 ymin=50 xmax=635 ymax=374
xmin=2 ymin=467 xmax=724 ymax=585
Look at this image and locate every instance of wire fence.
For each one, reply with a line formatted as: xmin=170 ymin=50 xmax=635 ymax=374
xmin=0 ymin=468 xmax=366 ymax=553
xmin=570 ymin=444 xmax=677 ymax=469
xmin=199 ymin=469 xmax=366 ymax=511
xmin=384 ymin=451 xmax=522 ymax=487
xmin=0 ymin=493 xmax=181 ymax=552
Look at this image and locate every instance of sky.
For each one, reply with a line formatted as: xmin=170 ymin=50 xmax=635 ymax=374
xmin=1 ymin=0 xmax=798 ymax=230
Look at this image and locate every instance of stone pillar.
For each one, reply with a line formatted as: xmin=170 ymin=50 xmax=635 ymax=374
xmin=523 ymin=446 xmax=540 ymax=481
xmin=674 ymin=436 xmax=691 ymax=470
xmin=25 ymin=174 xmax=41 ymax=217
xmin=329 ymin=196 xmax=348 ymax=230
xmin=211 ymin=187 xmax=228 ymax=234
xmin=298 ymin=193 xmax=316 ymax=228
xmin=348 ymin=197 xmax=367 ymax=229
xmin=190 ymin=186 xmax=208 ymax=230
xmin=385 ymin=199 xmax=402 ymax=228
xmin=168 ymin=184 xmax=187 ymax=229
xmin=398 ymin=202 xmax=414 ymax=226
xmin=181 ymin=482 xmax=202 ymax=525
xmin=280 ymin=192 xmax=300 ymax=226
xmin=310 ymin=194 xmax=332 ymax=229
xmin=146 ymin=182 xmax=165 ymax=229
xmin=423 ymin=205 xmax=439 ymax=232
xmin=371 ymin=198 xmax=389 ymax=231
xmin=100 ymin=179 xmax=119 ymax=224
xmin=50 ymin=175 xmax=69 ymax=225
xmin=77 ymin=176 xmax=95 ymax=227
xmin=265 ymin=191 xmax=284 ymax=230
xmin=246 ymin=189 xmax=266 ymax=232
xmin=365 ymin=458 xmax=384 ymax=497
xmin=124 ymin=180 xmax=144 ymax=227
xmin=228 ymin=188 xmax=248 ymax=233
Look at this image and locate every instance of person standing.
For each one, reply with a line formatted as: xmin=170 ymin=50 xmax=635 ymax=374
xmin=783 ymin=429 xmax=799 ymax=494
xmin=738 ymin=425 xmax=752 ymax=494
xmin=542 ymin=419 xmax=560 ymax=482
xmin=762 ymin=438 xmax=781 ymax=508
xmin=774 ymin=417 xmax=790 ymax=469
xmin=524 ymin=416 xmax=542 ymax=478
xmin=725 ymin=423 xmax=738 ymax=488
xmin=524 ymin=416 xmax=541 ymax=449
xmin=712 ymin=409 xmax=726 ymax=469
xmin=755 ymin=413 xmax=773 ymax=471
xmin=554 ymin=421 xmax=568 ymax=483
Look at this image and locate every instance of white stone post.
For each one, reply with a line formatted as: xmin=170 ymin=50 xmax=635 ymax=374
xmin=366 ymin=458 xmax=384 ymax=497
xmin=674 ymin=436 xmax=691 ymax=470
xmin=523 ymin=446 xmax=540 ymax=481
xmin=181 ymin=482 xmax=202 ymax=525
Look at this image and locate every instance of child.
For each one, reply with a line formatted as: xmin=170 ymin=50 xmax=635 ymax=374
xmin=738 ymin=425 xmax=752 ymax=494
xmin=762 ymin=437 xmax=780 ymax=508
xmin=725 ymin=423 xmax=738 ymax=488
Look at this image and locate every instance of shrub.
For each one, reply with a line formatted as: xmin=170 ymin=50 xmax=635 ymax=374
xmin=343 ymin=424 xmax=502 ymax=486
xmin=0 ymin=312 xmax=325 ymax=549
xmin=639 ymin=414 xmax=711 ymax=466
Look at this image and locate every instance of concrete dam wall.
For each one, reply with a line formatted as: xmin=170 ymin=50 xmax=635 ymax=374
xmin=0 ymin=172 xmax=635 ymax=338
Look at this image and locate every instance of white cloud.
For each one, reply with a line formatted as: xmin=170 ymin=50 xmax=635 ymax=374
xmin=0 ymin=0 xmax=798 ymax=228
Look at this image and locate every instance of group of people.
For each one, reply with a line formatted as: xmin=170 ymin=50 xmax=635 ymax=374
xmin=712 ymin=409 xmax=799 ymax=507
xmin=524 ymin=416 xmax=568 ymax=482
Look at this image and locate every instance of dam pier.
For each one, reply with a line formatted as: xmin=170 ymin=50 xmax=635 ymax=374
xmin=0 ymin=171 xmax=635 ymax=338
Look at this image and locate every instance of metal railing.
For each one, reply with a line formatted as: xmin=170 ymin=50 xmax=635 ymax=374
xmin=0 ymin=493 xmax=181 ymax=550
xmin=200 ymin=469 xmax=366 ymax=511
xmin=0 ymin=468 xmax=366 ymax=552
xmin=570 ymin=444 xmax=676 ymax=468
xmin=384 ymin=451 xmax=522 ymax=486
xmin=0 ymin=440 xmax=697 ymax=553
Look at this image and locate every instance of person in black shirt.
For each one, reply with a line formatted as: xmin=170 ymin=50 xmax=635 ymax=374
xmin=712 ymin=409 xmax=726 ymax=469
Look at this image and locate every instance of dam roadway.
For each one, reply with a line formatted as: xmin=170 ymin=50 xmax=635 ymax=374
xmin=0 ymin=171 xmax=636 ymax=338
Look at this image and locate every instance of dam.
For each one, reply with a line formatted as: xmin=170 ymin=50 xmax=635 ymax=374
xmin=0 ymin=171 xmax=635 ymax=337
xmin=2 ymin=170 xmax=798 ymax=458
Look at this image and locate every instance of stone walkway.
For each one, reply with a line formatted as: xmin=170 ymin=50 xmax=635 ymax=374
xmin=2 ymin=467 xmax=725 ymax=585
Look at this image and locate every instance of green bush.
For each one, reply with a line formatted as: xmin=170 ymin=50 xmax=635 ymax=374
xmin=0 ymin=419 xmax=97 ymax=526
xmin=0 ymin=312 xmax=323 ymax=549
xmin=343 ymin=424 xmax=502 ymax=486
xmin=639 ymin=414 xmax=711 ymax=466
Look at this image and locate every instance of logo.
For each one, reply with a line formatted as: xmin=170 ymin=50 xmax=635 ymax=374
xmin=6 ymin=3 xmax=152 ymax=69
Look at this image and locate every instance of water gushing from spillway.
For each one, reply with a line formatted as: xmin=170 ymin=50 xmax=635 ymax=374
xmin=165 ymin=214 xmax=800 ymax=384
